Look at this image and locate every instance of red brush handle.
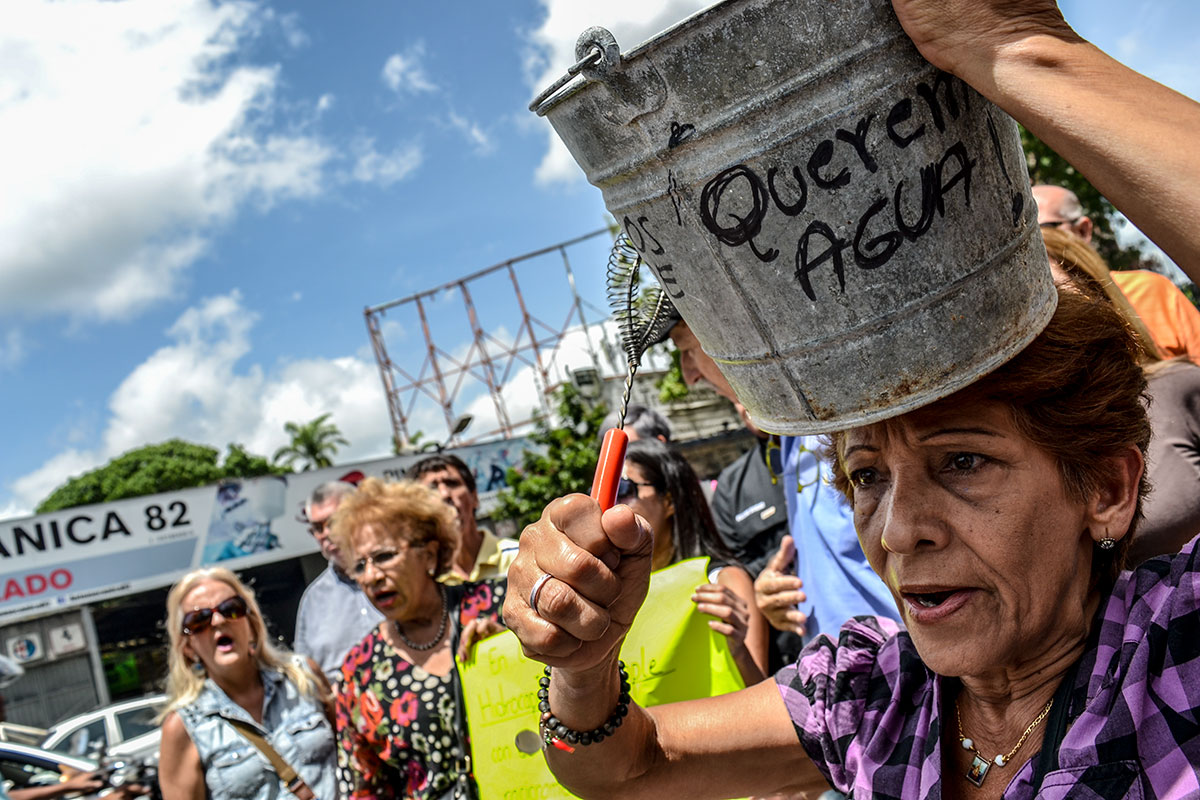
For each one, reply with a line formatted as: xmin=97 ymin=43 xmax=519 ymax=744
xmin=590 ymin=428 xmax=629 ymax=511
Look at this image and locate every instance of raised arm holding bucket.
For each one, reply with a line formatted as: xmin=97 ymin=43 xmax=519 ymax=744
xmin=890 ymin=0 xmax=1200 ymax=282
xmin=506 ymin=0 xmax=1200 ymax=797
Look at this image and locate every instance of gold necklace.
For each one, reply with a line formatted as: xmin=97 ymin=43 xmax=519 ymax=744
xmin=955 ymin=697 xmax=1053 ymax=788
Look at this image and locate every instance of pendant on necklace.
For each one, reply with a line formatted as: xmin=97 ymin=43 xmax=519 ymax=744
xmin=966 ymin=755 xmax=991 ymax=787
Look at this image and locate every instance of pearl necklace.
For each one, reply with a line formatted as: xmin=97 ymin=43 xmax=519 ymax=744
xmin=956 ymin=697 xmax=1053 ymax=788
xmin=395 ymin=585 xmax=448 ymax=651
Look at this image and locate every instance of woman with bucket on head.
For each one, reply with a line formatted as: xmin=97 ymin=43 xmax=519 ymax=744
xmin=157 ymin=568 xmax=337 ymax=800
xmin=501 ymin=0 xmax=1200 ymax=797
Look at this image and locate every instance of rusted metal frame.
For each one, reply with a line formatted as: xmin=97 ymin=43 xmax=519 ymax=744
xmin=559 ymin=244 xmax=604 ymax=382
xmin=366 ymin=228 xmax=615 ymax=446
xmin=365 ymin=308 xmax=409 ymax=446
xmin=433 ymin=340 xmax=490 ymax=416
xmin=364 ymin=228 xmax=610 ymax=316
xmin=460 ymin=282 xmax=513 ymax=436
xmin=481 ymin=325 xmax=539 ymax=386
xmin=414 ymin=295 xmax=457 ymax=436
xmin=506 ymin=264 xmax=552 ymax=420
xmin=387 ymin=355 xmax=447 ymax=408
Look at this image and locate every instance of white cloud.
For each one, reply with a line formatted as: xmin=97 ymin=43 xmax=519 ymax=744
xmin=274 ymin=10 xmax=310 ymax=49
xmin=447 ymin=112 xmax=494 ymax=155
xmin=4 ymin=292 xmax=394 ymax=516
xmin=10 ymin=450 xmax=101 ymax=519
xmin=349 ymin=138 xmax=424 ymax=186
xmin=0 ymin=0 xmax=333 ymax=321
xmin=381 ymin=44 xmax=437 ymax=94
xmin=525 ymin=0 xmax=713 ymax=185
xmin=0 ymin=329 xmax=27 ymax=369
xmin=316 ymin=93 xmax=336 ymax=115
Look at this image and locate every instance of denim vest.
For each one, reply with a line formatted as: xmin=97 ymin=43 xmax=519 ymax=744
xmin=177 ymin=660 xmax=337 ymax=800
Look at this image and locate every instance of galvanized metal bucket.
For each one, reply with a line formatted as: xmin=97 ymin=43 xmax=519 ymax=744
xmin=532 ymin=0 xmax=1055 ymax=434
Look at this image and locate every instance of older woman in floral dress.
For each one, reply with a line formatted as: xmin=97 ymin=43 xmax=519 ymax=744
xmin=330 ymin=478 xmax=504 ymax=800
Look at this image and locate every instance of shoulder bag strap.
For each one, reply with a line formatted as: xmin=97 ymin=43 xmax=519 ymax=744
xmin=446 ymin=586 xmax=480 ymax=800
xmin=225 ymin=717 xmax=316 ymax=800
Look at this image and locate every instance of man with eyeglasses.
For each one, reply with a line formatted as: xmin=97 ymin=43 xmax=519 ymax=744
xmin=1033 ymin=183 xmax=1200 ymax=364
xmin=293 ymin=480 xmax=383 ymax=682
xmin=663 ymin=313 xmax=898 ymax=649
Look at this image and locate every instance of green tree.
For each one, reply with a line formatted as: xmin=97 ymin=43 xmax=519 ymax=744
xmin=37 ymin=440 xmax=286 ymax=513
xmin=1021 ymin=126 xmax=1157 ymax=272
xmin=655 ymin=346 xmax=689 ymax=403
xmin=272 ymin=413 xmax=349 ymax=471
xmin=393 ymin=430 xmax=427 ymax=455
xmin=494 ymin=384 xmax=608 ymax=531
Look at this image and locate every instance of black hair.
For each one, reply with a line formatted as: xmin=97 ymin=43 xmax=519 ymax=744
xmin=598 ymin=404 xmax=673 ymax=444
xmin=405 ymin=453 xmax=476 ymax=495
xmin=624 ymin=439 xmax=738 ymax=567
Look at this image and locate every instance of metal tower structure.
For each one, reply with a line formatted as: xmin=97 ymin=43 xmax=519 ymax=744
xmin=365 ymin=228 xmax=613 ymax=450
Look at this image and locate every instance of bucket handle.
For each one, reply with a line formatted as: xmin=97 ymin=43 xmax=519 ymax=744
xmin=528 ymin=27 xmax=621 ymax=115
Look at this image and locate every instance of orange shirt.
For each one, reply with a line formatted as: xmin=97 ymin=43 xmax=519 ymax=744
xmin=1111 ymin=270 xmax=1200 ymax=365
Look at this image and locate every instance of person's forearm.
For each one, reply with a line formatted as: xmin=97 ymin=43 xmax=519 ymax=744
xmin=544 ymin=657 xmax=660 ymax=797
xmin=544 ymin=672 xmax=807 ymax=799
xmin=959 ymin=33 xmax=1200 ymax=282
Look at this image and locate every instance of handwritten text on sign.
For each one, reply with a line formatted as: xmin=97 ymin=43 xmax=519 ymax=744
xmin=459 ymin=558 xmax=745 ymax=800
xmin=624 ymin=72 xmax=1021 ymax=304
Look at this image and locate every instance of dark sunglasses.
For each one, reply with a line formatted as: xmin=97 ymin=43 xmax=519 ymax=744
xmin=615 ymin=477 xmax=656 ymax=501
xmin=182 ymin=595 xmax=249 ymax=635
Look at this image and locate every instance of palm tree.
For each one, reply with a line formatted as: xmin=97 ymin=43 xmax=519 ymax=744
xmin=273 ymin=413 xmax=349 ymax=471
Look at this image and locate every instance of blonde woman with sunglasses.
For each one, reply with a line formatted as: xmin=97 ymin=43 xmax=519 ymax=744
xmin=158 ymin=567 xmax=337 ymax=800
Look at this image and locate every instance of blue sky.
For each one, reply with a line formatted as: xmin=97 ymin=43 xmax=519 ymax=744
xmin=1 ymin=0 xmax=1196 ymax=518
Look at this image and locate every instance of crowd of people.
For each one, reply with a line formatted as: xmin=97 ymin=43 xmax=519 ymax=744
xmin=145 ymin=0 xmax=1200 ymax=798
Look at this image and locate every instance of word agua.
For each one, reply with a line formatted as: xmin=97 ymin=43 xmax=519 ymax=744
xmin=698 ymin=71 xmax=985 ymax=301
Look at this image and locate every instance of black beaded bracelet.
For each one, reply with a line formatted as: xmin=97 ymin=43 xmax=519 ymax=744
xmin=537 ymin=661 xmax=630 ymax=753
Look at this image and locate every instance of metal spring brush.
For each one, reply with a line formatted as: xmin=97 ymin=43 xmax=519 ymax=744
xmin=590 ymin=234 xmax=678 ymax=510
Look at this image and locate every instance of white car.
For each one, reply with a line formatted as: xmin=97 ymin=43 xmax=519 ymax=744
xmin=0 ymin=740 xmax=100 ymax=794
xmin=42 ymin=695 xmax=165 ymax=764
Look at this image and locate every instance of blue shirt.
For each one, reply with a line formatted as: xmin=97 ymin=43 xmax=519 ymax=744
xmin=294 ymin=564 xmax=384 ymax=683
xmin=780 ymin=435 xmax=899 ymax=641
xmin=176 ymin=659 xmax=336 ymax=800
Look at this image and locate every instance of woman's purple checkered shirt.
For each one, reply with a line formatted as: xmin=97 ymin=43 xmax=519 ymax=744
xmin=776 ymin=537 xmax=1200 ymax=799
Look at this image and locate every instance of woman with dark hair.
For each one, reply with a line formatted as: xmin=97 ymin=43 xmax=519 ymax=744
xmin=1044 ymin=227 xmax=1200 ymax=564
xmin=621 ymin=439 xmax=769 ymax=684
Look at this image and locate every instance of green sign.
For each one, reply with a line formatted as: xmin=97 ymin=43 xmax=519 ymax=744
xmin=459 ymin=558 xmax=746 ymax=800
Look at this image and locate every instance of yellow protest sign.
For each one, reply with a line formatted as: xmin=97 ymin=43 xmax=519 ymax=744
xmin=458 ymin=557 xmax=746 ymax=800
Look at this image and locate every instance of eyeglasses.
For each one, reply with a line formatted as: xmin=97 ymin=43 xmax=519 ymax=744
xmin=181 ymin=596 xmax=249 ymax=635
xmin=307 ymin=518 xmax=332 ymax=537
xmin=1039 ymin=218 xmax=1079 ymax=229
xmin=615 ymin=477 xmax=656 ymax=501
xmin=351 ymin=542 xmax=425 ymax=578
xmin=762 ymin=436 xmax=821 ymax=495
